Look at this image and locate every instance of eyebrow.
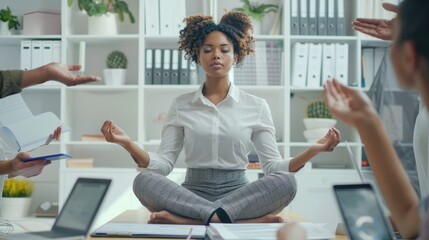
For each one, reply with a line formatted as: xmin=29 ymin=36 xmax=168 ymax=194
xmin=202 ymin=44 xmax=231 ymax=47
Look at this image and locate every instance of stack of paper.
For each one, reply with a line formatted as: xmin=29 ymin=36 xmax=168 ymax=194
xmin=207 ymin=222 xmax=334 ymax=240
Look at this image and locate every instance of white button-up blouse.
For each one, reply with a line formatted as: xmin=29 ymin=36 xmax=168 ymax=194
xmin=143 ymin=82 xmax=290 ymax=176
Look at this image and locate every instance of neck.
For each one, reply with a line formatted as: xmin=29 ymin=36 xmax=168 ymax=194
xmin=203 ymin=76 xmax=230 ymax=97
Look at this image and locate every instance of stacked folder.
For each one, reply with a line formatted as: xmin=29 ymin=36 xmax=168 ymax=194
xmin=291 ymin=0 xmax=346 ymax=36
xmin=144 ymin=0 xmax=186 ymax=36
xmin=20 ymin=40 xmax=61 ymax=71
xmin=291 ymin=42 xmax=349 ymax=88
xmin=234 ymin=41 xmax=283 ymax=86
xmin=361 ymin=47 xmax=387 ymax=88
xmin=145 ymin=48 xmax=198 ymax=85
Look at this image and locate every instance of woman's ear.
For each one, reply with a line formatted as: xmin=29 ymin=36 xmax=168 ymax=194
xmin=234 ymin=54 xmax=238 ymax=65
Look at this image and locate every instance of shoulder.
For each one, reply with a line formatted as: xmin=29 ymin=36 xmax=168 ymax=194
xmin=237 ymin=88 xmax=267 ymax=107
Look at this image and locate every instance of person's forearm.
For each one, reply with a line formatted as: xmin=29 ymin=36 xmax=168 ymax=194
xmin=288 ymin=147 xmax=318 ymax=172
xmin=357 ymin=114 xmax=420 ymax=238
xmin=20 ymin=66 xmax=49 ymax=88
xmin=121 ymin=141 xmax=150 ymax=168
xmin=0 ymin=160 xmax=13 ymax=175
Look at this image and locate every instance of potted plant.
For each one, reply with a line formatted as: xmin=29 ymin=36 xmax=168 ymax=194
xmin=67 ymin=0 xmax=135 ymax=35
xmin=103 ymin=50 xmax=127 ymax=85
xmin=302 ymin=101 xmax=337 ymax=142
xmin=1 ymin=178 xmax=34 ymax=218
xmin=0 ymin=7 xmax=20 ymax=35
xmin=233 ymin=0 xmax=279 ymax=35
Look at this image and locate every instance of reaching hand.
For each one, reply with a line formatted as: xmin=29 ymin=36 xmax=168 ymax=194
xmin=9 ymin=152 xmax=51 ymax=178
xmin=311 ymin=127 xmax=341 ymax=153
xmin=100 ymin=120 xmax=131 ymax=146
xmin=42 ymin=62 xmax=101 ymax=86
xmin=323 ymin=79 xmax=377 ymax=129
xmin=352 ymin=3 xmax=398 ymax=40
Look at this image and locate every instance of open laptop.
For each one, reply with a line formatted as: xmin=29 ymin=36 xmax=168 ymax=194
xmin=344 ymin=141 xmax=365 ymax=182
xmin=333 ymin=184 xmax=404 ymax=239
xmin=6 ymin=178 xmax=111 ymax=240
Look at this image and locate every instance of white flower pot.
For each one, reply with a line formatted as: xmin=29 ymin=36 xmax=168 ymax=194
xmin=88 ymin=13 xmax=118 ymax=35
xmin=0 ymin=197 xmax=31 ymax=218
xmin=103 ymin=69 xmax=127 ymax=85
xmin=0 ymin=22 xmax=11 ymax=36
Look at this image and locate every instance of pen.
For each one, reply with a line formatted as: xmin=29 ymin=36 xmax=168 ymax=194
xmin=186 ymin=227 xmax=193 ymax=240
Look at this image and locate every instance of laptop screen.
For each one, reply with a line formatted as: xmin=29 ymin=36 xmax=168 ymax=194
xmin=53 ymin=178 xmax=111 ymax=233
xmin=333 ymin=184 xmax=393 ymax=240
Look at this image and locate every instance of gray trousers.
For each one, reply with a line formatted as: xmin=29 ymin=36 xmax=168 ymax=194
xmin=133 ymin=168 xmax=297 ymax=224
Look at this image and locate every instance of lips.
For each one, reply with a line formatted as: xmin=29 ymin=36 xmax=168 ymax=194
xmin=210 ymin=62 xmax=223 ymax=68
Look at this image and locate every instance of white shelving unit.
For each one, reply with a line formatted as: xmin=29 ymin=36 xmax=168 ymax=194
xmin=0 ymin=0 xmax=384 ymax=228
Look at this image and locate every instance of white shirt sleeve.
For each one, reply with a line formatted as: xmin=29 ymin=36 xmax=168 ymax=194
xmin=252 ymin=100 xmax=290 ymax=175
xmin=137 ymin=100 xmax=184 ymax=176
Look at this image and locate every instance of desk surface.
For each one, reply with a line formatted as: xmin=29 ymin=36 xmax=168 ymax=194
xmin=87 ymin=210 xmax=348 ymax=240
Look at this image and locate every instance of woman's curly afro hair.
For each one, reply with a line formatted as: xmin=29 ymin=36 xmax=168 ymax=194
xmin=178 ymin=11 xmax=255 ymax=66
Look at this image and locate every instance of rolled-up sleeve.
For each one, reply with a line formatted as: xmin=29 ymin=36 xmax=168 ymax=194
xmin=137 ymin=100 xmax=184 ymax=176
xmin=0 ymin=70 xmax=23 ymax=98
xmin=252 ymin=100 xmax=290 ymax=175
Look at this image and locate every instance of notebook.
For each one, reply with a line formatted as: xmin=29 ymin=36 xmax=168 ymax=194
xmin=333 ymin=183 xmax=403 ymax=240
xmin=91 ymin=223 xmax=206 ymax=239
xmin=5 ymin=178 xmax=111 ymax=240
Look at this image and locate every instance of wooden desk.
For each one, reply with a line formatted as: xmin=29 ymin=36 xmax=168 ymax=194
xmin=88 ymin=209 xmax=348 ymax=240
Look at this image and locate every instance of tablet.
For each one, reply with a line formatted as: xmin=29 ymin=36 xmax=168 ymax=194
xmin=23 ymin=153 xmax=73 ymax=162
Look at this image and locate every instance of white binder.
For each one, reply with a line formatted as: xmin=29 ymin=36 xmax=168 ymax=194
xmin=308 ymin=0 xmax=318 ymax=35
xmin=306 ymin=43 xmax=323 ymax=87
xmin=172 ymin=1 xmax=186 ymax=36
xmin=327 ymin=0 xmax=336 ymax=36
xmin=31 ymin=40 xmax=43 ymax=69
xmin=299 ymin=0 xmax=308 ymax=35
xmin=41 ymin=41 xmax=54 ymax=85
xmin=291 ymin=42 xmax=309 ymax=87
xmin=161 ymin=49 xmax=171 ymax=84
xmin=290 ymin=0 xmax=300 ymax=35
xmin=335 ymin=43 xmax=349 ymax=85
xmin=170 ymin=49 xmax=179 ymax=85
xmin=20 ymin=41 xmax=31 ymax=70
xmin=318 ymin=0 xmax=327 ymax=35
xmin=52 ymin=41 xmax=61 ymax=63
xmin=145 ymin=0 xmax=160 ymax=35
xmin=322 ymin=43 xmax=335 ymax=84
xmin=362 ymin=48 xmax=374 ymax=88
xmin=179 ymin=51 xmax=190 ymax=85
xmin=336 ymin=0 xmax=346 ymax=36
xmin=159 ymin=0 xmax=174 ymax=36
xmin=153 ymin=49 xmax=162 ymax=84
xmin=145 ymin=49 xmax=153 ymax=85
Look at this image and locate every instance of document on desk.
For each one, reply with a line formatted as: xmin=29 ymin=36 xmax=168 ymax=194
xmin=207 ymin=222 xmax=334 ymax=240
xmin=91 ymin=223 xmax=206 ymax=239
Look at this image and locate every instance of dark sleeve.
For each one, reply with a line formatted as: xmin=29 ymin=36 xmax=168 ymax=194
xmin=0 ymin=70 xmax=23 ymax=98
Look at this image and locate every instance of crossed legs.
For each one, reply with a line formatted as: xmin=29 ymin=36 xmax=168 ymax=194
xmin=133 ymin=171 xmax=297 ymax=225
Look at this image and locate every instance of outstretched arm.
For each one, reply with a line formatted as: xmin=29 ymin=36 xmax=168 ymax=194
xmin=288 ymin=128 xmax=341 ymax=172
xmin=100 ymin=120 xmax=150 ymax=168
xmin=323 ymin=79 xmax=420 ymax=238
xmin=20 ymin=62 xmax=100 ymax=88
xmin=352 ymin=3 xmax=398 ymax=40
xmin=0 ymin=152 xmax=51 ymax=178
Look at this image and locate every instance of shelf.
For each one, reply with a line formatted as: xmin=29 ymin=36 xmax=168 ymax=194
xmin=66 ymin=35 xmax=139 ymax=44
xmin=360 ymin=37 xmax=392 ymax=47
xmin=0 ymin=35 xmax=61 ymax=45
xmin=254 ymin=35 xmax=284 ymax=41
xmin=65 ymin=85 xmax=139 ymax=92
xmin=290 ymin=35 xmax=358 ymax=44
xmin=23 ymin=85 xmax=63 ymax=92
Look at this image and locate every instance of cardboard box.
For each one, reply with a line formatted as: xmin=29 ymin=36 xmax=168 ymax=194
xmin=23 ymin=10 xmax=61 ymax=35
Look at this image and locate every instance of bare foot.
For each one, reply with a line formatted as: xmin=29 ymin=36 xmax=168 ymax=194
xmin=148 ymin=210 xmax=204 ymax=225
xmin=235 ymin=214 xmax=285 ymax=223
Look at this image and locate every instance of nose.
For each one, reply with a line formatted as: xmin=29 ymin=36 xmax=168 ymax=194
xmin=212 ymin=49 xmax=221 ymax=60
